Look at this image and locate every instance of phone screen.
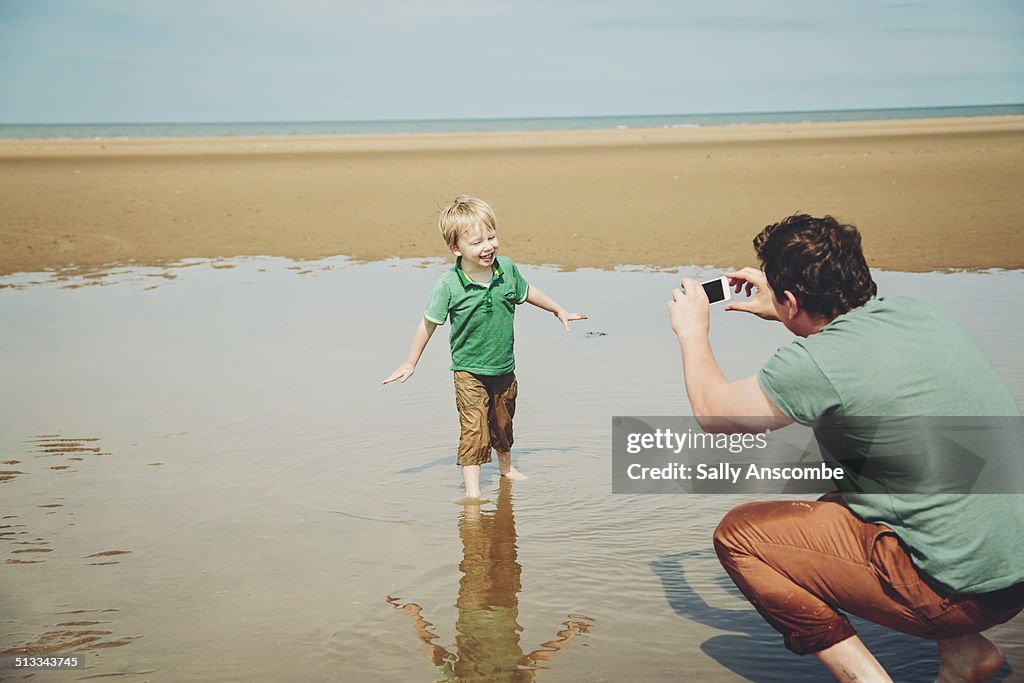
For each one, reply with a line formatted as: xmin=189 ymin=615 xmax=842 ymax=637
xmin=702 ymin=278 xmax=726 ymax=304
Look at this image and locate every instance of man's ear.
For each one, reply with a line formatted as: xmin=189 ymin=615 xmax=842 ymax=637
xmin=782 ymin=290 xmax=800 ymax=320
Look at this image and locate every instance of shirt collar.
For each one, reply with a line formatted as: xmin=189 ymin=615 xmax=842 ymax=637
xmin=455 ymin=256 xmax=503 ymax=288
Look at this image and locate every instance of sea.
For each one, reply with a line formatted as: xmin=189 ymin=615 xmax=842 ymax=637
xmin=0 ymin=103 xmax=1021 ymax=140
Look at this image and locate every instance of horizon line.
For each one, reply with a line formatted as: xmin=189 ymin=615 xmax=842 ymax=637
xmin=2 ymin=102 xmax=1023 ymax=128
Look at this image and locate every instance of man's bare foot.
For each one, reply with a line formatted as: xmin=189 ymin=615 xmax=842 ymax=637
xmin=936 ymin=634 xmax=1004 ymax=683
xmin=500 ymin=467 xmax=529 ymax=481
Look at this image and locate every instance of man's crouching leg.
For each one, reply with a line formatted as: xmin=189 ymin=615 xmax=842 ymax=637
xmin=713 ymin=499 xmax=892 ymax=682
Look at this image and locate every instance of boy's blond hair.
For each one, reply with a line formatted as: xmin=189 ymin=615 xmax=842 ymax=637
xmin=439 ymin=196 xmax=497 ymax=249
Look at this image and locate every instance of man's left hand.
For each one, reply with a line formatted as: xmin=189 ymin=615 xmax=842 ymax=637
xmin=668 ymin=279 xmax=710 ymax=339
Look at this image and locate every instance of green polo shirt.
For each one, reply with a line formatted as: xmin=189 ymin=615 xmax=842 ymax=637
xmin=424 ymin=256 xmax=529 ymax=375
xmin=758 ymin=296 xmax=1024 ymax=593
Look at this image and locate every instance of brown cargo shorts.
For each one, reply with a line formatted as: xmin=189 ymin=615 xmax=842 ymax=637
xmin=453 ymin=371 xmax=517 ymax=466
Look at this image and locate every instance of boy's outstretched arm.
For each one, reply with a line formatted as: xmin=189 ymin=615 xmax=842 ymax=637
xmin=525 ymin=285 xmax=587 ymax=332
xmin=382 ymin=318 xmax=437 ymax=384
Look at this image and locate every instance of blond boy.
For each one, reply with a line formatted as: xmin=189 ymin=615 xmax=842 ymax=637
xmin=383 ymin=196 xmax=586 ymax=499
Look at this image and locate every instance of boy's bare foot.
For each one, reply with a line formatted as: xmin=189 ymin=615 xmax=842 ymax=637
xmin=495 ymin=451 xmax=527 ymax=480
xmin=454 ymin=496 xmax=488 ymax=505
xmin=936 ymin=634 xmax=1004 ymax=683
xmin=461 ymin=464 xmax=481 ymax=501
xmin=501 ymin=467 xmax=529 ymax=481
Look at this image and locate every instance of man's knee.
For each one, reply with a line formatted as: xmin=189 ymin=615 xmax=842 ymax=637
xmin=714 ymin=500 xmax=829 ymax=564
xmin=713 ymin=502 xmax=767 ymax=562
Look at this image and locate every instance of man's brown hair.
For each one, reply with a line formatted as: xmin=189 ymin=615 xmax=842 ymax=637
xmin=754 ymin=214 xmax=877 ymax=320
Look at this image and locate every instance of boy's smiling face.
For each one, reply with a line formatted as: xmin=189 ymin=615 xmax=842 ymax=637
xmin=452 ymin=224 xmax=499 ymax=270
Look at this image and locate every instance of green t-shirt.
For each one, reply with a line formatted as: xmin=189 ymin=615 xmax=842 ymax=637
xmin=758 ymin=296 xmax=1024 ymax=593
xmin=424 ymin=256 xmax=529 ymax=375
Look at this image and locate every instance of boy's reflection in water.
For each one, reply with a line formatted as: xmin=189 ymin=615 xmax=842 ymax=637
xmin=388 ymin=479 xmax=593 ymax=682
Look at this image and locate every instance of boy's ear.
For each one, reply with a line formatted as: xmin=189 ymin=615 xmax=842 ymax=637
xmin=450 ymin=244 xmax=462 ymax=257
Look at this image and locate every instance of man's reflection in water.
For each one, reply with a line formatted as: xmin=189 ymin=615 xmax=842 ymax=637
xmin=388 ymin=479 xmax=593 ymax=682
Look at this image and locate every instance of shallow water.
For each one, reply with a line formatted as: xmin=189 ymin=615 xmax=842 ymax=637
xmin=1 ymin=258 xmax=1022 ymax=682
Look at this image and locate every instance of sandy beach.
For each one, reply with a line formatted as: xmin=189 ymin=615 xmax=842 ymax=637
xmin=1 ymin=116 xmax=1023 ymax=277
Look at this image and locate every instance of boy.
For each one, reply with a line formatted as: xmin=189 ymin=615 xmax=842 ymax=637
xmin=383 ymin=196 xmax=586 ymax=499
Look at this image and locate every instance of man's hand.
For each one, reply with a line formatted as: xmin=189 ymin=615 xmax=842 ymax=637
xmin=724 ymin=267 xmax=781 ymax=321
xmin=382 ymin=362 xmax=415 ymax=385
xmin=554 ymin=309 xmax=588 ymax=332
xmin=668 ymin=278 xmax=710 ymax=339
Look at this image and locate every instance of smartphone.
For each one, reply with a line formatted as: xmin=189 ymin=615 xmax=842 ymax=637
xmin=701 ymin=276 xmax=731 ymax=305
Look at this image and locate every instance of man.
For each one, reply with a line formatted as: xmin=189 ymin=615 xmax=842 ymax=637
xmin=667 ymin=214 xmax=1024 ymax=682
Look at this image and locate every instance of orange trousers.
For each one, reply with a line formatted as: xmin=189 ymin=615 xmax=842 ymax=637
xmin=713 ymin=494 xmax=1024 ymax=655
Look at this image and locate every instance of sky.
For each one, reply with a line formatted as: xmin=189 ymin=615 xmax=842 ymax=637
xmin=0 ymin=0 xmax=1021 ymax=123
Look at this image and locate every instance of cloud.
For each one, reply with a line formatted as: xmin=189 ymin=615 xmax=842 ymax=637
xmin=883 ymin=25 xmax=971 ymax=36
xmin=579 ymin=15 xmax=821 ymax=32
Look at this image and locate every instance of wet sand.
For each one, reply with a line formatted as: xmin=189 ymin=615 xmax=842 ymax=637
xmin=1 ymin=115 xmax=1023 ymax=277
xmin=1 ymin=259 xmax=1022 ymax=681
